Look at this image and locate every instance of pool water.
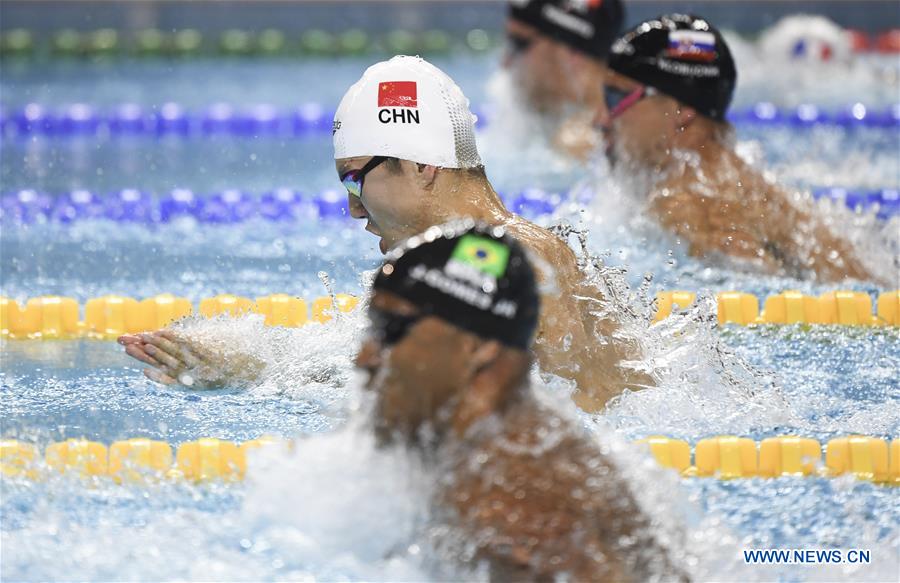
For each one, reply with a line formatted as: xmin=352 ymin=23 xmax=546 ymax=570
xmin=1 ymin=46 xmax=899 ymax=581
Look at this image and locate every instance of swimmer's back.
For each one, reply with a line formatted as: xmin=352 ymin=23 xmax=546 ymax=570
xmin=442 ymin=402 xmax=683 ymax=581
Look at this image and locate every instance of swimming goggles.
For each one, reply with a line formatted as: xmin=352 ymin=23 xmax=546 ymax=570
xmin=506 ymin=32 xmax=535 ymax=58
xmin=340 ymin=156 xmax=388 ymax=198
xmin=368 ymin=308 xmax=425 ymax=346
xmin=604 ymin=85 xmax=656 ymax=119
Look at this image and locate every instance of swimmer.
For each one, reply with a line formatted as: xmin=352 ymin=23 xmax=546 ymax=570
xmin=758 ymin=14 xmax=853 ymax=65
xmin=361 ymin=220 xmax=684 ymax=580
xmin=122 ymin=55 xmax=654 ymax=411
xmin=335 ymin=55 xmax=653 ymax=409
xmin=503 ymin=0 xmax=624 ymax=159
xmin=597 ymin=14 xmax=885 ymax=284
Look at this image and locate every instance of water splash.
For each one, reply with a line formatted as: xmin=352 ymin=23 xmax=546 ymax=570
xmin=545 ymin=223 xmax=792 ymax=438
xmin=166 ymin=299 xmax=368 ymax=411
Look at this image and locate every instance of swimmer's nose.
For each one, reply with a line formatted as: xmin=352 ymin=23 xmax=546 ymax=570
xmin=348 ymin=194 xmax=368 ymax=220
xmin=355 ymin=338 xmax=382 ymax=373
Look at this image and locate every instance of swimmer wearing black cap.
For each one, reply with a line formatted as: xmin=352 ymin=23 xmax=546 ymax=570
xmin=597 ymin=14 xmax=883 ymax=283
xmin=504 ymin=0 xmax=624 ymax=159
xmin=359 ymin=220 xmax=685 ymax=581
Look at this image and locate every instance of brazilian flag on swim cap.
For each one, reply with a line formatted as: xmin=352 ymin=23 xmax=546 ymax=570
xmin=451 ymin=234 xmax=510 ymax=278
xmin=374 ymin=220 xmax=540 ymax=349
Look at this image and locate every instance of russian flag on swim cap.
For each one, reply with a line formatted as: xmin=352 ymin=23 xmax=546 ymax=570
xmin=608 ymin=14 xmax=736 ymax=121
xmin=667 ymin=30 xmax=716 ymax=62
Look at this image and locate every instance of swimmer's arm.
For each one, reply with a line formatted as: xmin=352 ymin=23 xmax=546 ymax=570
xmin=721 ymin=190 xmax=877 ymax=282
xmin=533 ymin=296 xmax=634 ymax=411
xmin=532 ymin=261 xmax=601 ymax=399
xmin=652 ymin=186 xmax=878 ymax=283
xmin=533 ymin=247 xmax=654 ymax=410
xmin=118 ymin=330 xmax=265 ymax=389
xmin=651 ymin=189 xmax=731 ymax=257
xmin=765 ymin=202 xmax=878 ymax=283
xmin=651 ymin=188 xmax=782 ymax=268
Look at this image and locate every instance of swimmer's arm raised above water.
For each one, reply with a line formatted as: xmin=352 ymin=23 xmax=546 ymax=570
xmin=118 ymin=330 xmax=265 ymax=389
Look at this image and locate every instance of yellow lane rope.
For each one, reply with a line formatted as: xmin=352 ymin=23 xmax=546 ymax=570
xmin=2 ymin=435 xmax=897 ymax=485
xmin=2 ymin=290 xmax=897 ymax=340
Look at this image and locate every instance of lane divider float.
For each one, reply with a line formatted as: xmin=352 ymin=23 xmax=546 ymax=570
xmin=0 ymin=28 xmax=494 ymax=58
xmin=2 ymin=102 xmax=898 ymax=139
xmin=2 ymin=435 xmax=897 ymax=485
xmin=0 ymin=293 xmax=359 ymax=339
xmin=639 ymin=435 xmax=899 ymax=484
xmin=654 ymin=289 xmax=899 ymax=326
xmin=0 ymin=436 xmax=285 ymax=483
xmin=3 ymin=27 xmax=898 ymax=59
xmin=1 ymin=290 xmax=897 ymax=340
xmin=2 ymin=186 xmax=898 ymax=224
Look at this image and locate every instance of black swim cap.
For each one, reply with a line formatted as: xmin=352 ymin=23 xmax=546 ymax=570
xmin=508 ymin=0 xmax=624 ymax=61
xmin=608 ymin=14 xmax=736 ymax=121
xmin=372 ymin=220 xmax=540 ymax=350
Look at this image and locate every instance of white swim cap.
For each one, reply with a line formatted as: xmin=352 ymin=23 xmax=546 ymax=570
xmin=333 ymin=55 xmax=483 ymax=169
xmin=758 ymin=15 xmax=852 ymax=64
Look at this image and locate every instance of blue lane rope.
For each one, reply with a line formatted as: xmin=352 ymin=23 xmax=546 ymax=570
xmin=1 ymin=102 xmax=898 ymax=139
xmin=2 ymin=187 xmax=897 ymax=224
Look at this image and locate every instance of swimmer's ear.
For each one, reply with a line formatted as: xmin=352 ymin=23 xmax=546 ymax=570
xmin=410 ymin=162 xmax=439 ymax=190
xmin=470 ymin=340 xmax=503 ymax=373
xmin=453 ymin=340 xmax=506 ymax=435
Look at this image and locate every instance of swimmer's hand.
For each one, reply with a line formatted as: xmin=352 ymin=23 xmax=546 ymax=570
xmin=118 ymin=330 xmax=264 ymax=389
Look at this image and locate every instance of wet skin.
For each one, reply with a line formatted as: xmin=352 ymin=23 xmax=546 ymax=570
xmin=337 ymin=157 xmax=436 ymax=255
xmin=118 ymin=158 xmax=656 ymax=412
xmin=360 ymin=290 xmax=683 ymax=581
xmin=337 ymin=156 xmax=656 ymax=411
xmin=505 ymin=20 xmax=585 ymax=113
xmin=118 ymin=330 xmax=263 ymax=388
xmin=596 ymin=70 xmax=882 ymax=283
xmin=355 ymin=291 xmax=494 ymax=442
xmin=504 ymin=19 xmax=608 ymax=160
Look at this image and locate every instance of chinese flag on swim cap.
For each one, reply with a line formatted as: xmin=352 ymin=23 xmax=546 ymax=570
xmin=378 ymin=81 xmax=417 ymax=108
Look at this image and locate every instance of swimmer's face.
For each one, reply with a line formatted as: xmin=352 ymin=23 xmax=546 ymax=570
xmin=596 ymin=71 xmax=681 ymax=170
xmin=356 ymin=291 xmax=481 ymax=443
xmin=337 ymin=157 xmax=433 ymax=254
xmin=505 ymin=21 xmax=604 ymax=113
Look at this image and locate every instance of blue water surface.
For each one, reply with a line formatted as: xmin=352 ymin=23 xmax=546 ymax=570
xmin=2 ymin=50 xmax=899 ymax=582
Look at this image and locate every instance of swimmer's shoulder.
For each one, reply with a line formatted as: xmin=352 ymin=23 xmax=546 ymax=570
xmin=504 ymin=217 xmax=580 ymax=271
